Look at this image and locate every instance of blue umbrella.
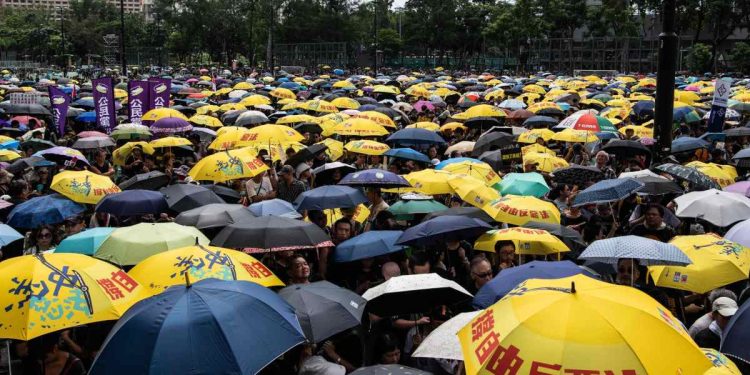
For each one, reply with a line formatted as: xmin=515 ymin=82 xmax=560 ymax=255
xmin=75 ymin=111 xmax=97 ymax=123
xmin=71 ymin=97 xmax=95 ymax=109
xmin=279 ymin=81 xmax=300 ymax=91
xmin=497 ymin=172 xmax=549 ymax=198
xmin=733 ymin=148 xmax=750 ymax=161
xmin=293 ymin=185 xmax=368 ymax=211
xmin=382 ymin=148 xmax=431 ymax=163
xmin=671 ymin=136 xmax=709 ymax=154
xmin=434 ymin=157 xmax=482 ymax=170
xmin=396 ymin=215 xmax=492 ymax=247
xmin=95 ymin=189 xmax=169 ymax=216
xmin=0 ymin=224 xmax=23 ymax=247
xmin=55 ymin=227 xmax=115 ymax=255
xmin=7 ymin=194 xmax=86 ymax=228
xmin=333 ymin=69 xmax=345 ymax=75
xmin=579 ymin=235 xmax=691 ymax=266
xmin=498 ymin=99 xmax=526 ymax=110
xmin=89 ymin=279 xmax=306 ymax=375
xmin=386 ymin=128 xmax=446 ymax=146
xmin=359 ymin=104 xmax=379 ymax=111
xmin=0 ymin=140 xmax=20 ymax=150
xmin=248 ymin=198 xmax=302 ymax=218
xmin=632 ymin=100 xmax=655 ymax=118
xmin=720 ymin=297 xmax=750 ymax=365
xmin=472 ymin=261 xmax=589 ymax=309
xmin=338 ymin=169 xmax=411 ymax=188
xmin=572 ymin=178 xmax=644 ymax=207
xmin=334 ymin=230 xmax=406 ymax=262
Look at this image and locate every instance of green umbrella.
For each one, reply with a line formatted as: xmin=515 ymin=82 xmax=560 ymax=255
xmin=387 ymin=199 xmax=448 ymax=220
xmin=497 ymin=172 xmax=550 ymax=198
xmin=93 ymin=222 xmax=209 ymax=266
xmin=111 ymin=125 xmax=152 ymax=140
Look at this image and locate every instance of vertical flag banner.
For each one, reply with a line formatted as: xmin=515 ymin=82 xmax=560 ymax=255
xmin=127 ymin=80 xmax=149 ymax=124
xmin=48 ymin=86 xmax=71 ymax=136
xmin=92 ymin=77 xmax=116 ymax=134
xmin=148 ymin=78 xmax=171 ymax=110
xmin=707 ymin=78 xmax=732 ymax=133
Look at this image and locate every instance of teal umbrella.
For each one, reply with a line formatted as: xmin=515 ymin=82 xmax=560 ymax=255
xmin=55 ymin=227 xmax=116 ymax=255
xmin=387 ymin=199 xmax=448 ymax=220
xmin=498 ymin=172 xmax=550 ymax=198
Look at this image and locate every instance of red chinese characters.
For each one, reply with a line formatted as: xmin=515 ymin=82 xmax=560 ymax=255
xmin=241 ymin=261 xmax=273 ymax=278
xmin=97 ymin=270 xmax=138 ymax=300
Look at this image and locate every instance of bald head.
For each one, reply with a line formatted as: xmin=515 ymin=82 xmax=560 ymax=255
xmin=382 ymin=262 xmax=401 ymax=281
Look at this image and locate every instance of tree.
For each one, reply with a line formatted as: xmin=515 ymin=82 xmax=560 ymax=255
xmin=730 ymin=42 xmax=750 ymax=74
xmin=377 ymin=28 xmax=401 ymax=61
xmin=685 ymin=43 xmax=712 ymax=73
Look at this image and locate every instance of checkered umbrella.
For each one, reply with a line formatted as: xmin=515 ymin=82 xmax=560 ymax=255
xmin=572 ymin=178 xmax=644 ymax=206
xmin=579 ymin=235 xmax=691 ymax=266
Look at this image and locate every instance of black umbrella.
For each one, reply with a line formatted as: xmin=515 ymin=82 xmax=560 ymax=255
xmin=174 ymin=203 xmax=256 ymax=229
xmin=351 ymin=365 xmax=431 ymax=375
xmin=293 ymin=122 xmax=323 ymax=135
xmin=211 ymin=216 xmax=333 ymax=252
xmin=725 ymin=127 xmax=750 ymax=137
xmin=525 ymin=221 xmax=587 ymax=249
xmin=312 ymin=162 xmax=356 ymax=185
xmin=6 ymin=156 xmax=45 ymax=174
xmin=601 ymin=140 xmax=652 ymax=164
xmin=285 ymin=143 xmax=328 ymax=169
xmin=0 ymin=128 xmax=24 ymax=137
xmin=478 ymin=150 xmax=504 ymax=171
xmin=278 ymin=281 xmax=367 ymax=343
xmin=19 ymin=138 xmax=56 ymax=153
xmin=471 ymin=131 xmax=514 ymax=157
xmin=523 ymin=115 xmax=559 ymax=129
xmin=362 ymin=273 xmax=472 ymax=316
xmin=654 ymin=163 xmax=721 ymax=190
xmin=551 ymin=165 xmax=605 ymax=186
xmin=421 ymin=206 xmax=494 ymax=223
xmin=119 ymin=171 xmax=170 ymax=190
xmin=0 ymin=102 xmax=51 ymax=116
xmin=203 ymin=184 xmax=242 ymax=203
xmin=160 ymin=183 xmax=225 ymax=213
xmin=355 ymin=97 xmax=378 ymax=105
xmin=464 ymin=116 xmax=501 ymax=129
xmin=634 ymin=176 xmax=684 ymax=196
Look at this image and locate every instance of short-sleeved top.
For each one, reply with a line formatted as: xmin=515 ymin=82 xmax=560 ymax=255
xmin=246 ymin=177 xmax=272 ymax=199
xmin=277 ymin=179 xmax=308 ymax=203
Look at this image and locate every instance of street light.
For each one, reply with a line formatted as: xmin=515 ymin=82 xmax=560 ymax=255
xmin=654 ymin=0 xmax=678 ymax=161
xmin=58 ymin=6 xmax=66 ymax=76
xmin=120 ymin=0 xmax=127 ymax=76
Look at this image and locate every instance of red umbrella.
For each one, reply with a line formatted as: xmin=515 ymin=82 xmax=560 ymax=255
xmin=10 ymin=116 xmax=40 ymax=125
xmin=413 ymin=100 xmax=435 ymax=113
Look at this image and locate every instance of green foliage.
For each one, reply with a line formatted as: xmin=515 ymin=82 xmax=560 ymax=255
xmin=377 ymin=28 xmax=401 ymax=60
xmin=730 ymin=42 xmax=750 ymax=74
xmin=686 ymin=43 xmax=712 ymax=73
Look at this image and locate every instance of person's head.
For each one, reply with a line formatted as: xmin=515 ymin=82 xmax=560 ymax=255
xmin=9 ymin=179 xmax=30 ymax=199
xmin=132 ymin=145 xmax=143 ymax=158
xmin=27 ymin=331 xmax=62 ymax=362
xmin=470 ymin=256 xmax=493 ymax=289
xmin=596 ymin=203 xmax=611 ymax=217
xmin=495 ymin=240 xmax=516 ymax=265
xmin=366 ymin=188 xmax=383 ymax=204
xmin=287 ymin=254 xmax=310 ymax=283
xmin=408 ymin=251 xmax=430 ymax=274
xmin=708 ymin=288 xmax=737 ymax=306
xmin=31 ymin=225 xmax=58 ymax=249
xmin=375 ymin=334 xmax=401 ymax=365
xmin=615 ymin=258 xmax=647 ymax=286
xmin=711 ymin=297 xmax=738 ymax=330
xmin=279 ymin=164 xmax=295 ymax=183
xmin=295 ymin=163 xmax=311 ymax=181
xmin=333 ymin=218 xmax=352 ymax=243
xmin=427 ymin=146 xmax=438 ymax=159
xmin=331 ymin=168 xmax=342 ymax=182
xmin=95 ymin=148 xmax=107 ymax=162
xmin=595 ymin=151 xmax=609 ymax=166
xmin=643 ymin=204 xmax=664 ymax=228
xmin=381 ymin=261 xmax=401 ymax=281
xmin=307 ymin=210 xmax=327 ymax=229
xmin=64 ymin=215 xmax=86 ymax=236
xmin=374 ymin=210 xmax=396 ymax=230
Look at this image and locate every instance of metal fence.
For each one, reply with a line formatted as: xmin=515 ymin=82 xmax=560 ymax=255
xmin=274 ymin=43 xmax=349 ymax=69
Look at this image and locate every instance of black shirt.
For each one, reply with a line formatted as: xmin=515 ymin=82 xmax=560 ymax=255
xmin=629 ymin=223 xmax=676 ymax=242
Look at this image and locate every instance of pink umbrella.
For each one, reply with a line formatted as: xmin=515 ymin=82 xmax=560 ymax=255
xmin=77 ymin=131 xmax=108 ymax=138
xmin=413 ymin=100 xmax=435 ymax=113
xmin=725 ymin=181 xmax=750 ymax=197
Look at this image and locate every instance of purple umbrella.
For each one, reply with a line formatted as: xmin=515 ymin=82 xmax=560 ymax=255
xmin=150 ymin=117 xmax=193 ymax=134
xmin=34 ymin=146 xmax=90 ymax=166
xmin=413 ymin=100 xmax=435 ymax=113
xmin=725 ymin=181 xmax=750 ymax=197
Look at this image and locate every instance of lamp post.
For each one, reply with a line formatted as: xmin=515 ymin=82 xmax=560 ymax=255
xmin=119 ymin=0 xmax=127 ymax=76
xmin=59 ymin=6 xmax=66 ymax=76
xmin=654 ymin=0 xmax=678 ymax=161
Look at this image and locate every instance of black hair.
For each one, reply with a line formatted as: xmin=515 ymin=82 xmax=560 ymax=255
xmin=644 ymin=203 xmax=664 ymax=217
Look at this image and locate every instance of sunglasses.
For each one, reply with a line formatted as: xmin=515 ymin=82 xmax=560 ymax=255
xmin=473 ymin=271 xmax=493 ymax=279
xmin=37 ymin=232 xmax=52 ymax=239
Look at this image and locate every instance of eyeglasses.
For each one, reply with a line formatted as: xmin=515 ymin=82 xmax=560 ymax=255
xmin=37 ymin=232 xmax=52 ymax=239
xmin=473 ymin=271 xmax=493 ymax=279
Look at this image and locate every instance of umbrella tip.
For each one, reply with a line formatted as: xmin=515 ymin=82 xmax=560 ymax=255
xmin=571 ymin=281 xmax=576 ymax=294
xmin=185 ymin=271 xmax=192 ymax=288
xmin=195 ymin=237 xmax=199 ymax=246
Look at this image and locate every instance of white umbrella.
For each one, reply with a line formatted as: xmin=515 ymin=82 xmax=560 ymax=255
xmin=618 ymin=169 xmax=663 ymax=179
xmin=443 ymin=141 xmax=475 ymax=156
xmin=362 ymin=273 xmax=472 ymax=316
xmin=675 ymin=189 xmax=750 ymax=227
xmin=412 ymin=311 xmax=480 ymax=360
xmin=228 ymin=89 xmax=249 ymax=99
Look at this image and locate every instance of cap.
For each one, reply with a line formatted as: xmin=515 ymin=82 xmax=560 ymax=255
xmin=278 ymin=165 xmax=295 ymax=176
xmin=296 ymin=163 xmax=311 ymax=178
xmin=712 ymin=297 xmax=738 ymax=317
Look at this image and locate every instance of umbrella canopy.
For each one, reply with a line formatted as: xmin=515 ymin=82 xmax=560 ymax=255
xmin=71 ymin=136 xmax=115 ymax=149
xmin=396 ymin=215 xmax=492 ymax=247
xmin=35 ymin=146 xmax=90 ymax=167
xmin=94 ymin=222 xmax=210 ymax=266
xmin=438 ymin=158 xmax=501 ymax=186
xmin=189 ymin=149 xmax=268 ymax=182
xmin=471 ymin=132 xmax=515 ymax=156
xmin=458 ymin=275 xmax=712 ymax=375
xmin=350 ymin=365 xmax=431 ymax=375
xmin=483 ymin=195 xmax=561 ymax=225
xmin=572 ymin=178 xmax=644 ymax=207
xmin=128 ymin=245 xmax=283 ymax=293
xmin=294 ymin=185 xmax=368 ymax=211
xmin=412 ymin=311 xmax=481 ymax=360
xmin=160 ymin=183 xmax=225 ymax=213
xmin=339 ymin=168 xmax=410 ymax=188
xmin=118 ymin=171 xmax=170 ymax=190
xmin=472 ymin=260 xmax=588 ymax=309
xmin=551 ymin=165 xmax=604 ymax=186
xmin=656 ymin=163 xmax=721 ymax=190
xmin=95 ymin=189 xmax=168 ymax=216
xmin=362 ymin=273 xmax=472 ymax=316
xmin=55 ymin=227 xmax=115 ymax=255
xmin=674 ymin=189 xmax=750 ymax=227
xmin=0 ymin=223 xmax=23 ymax=248
xmin=721 ymin=296 xmax=750 ymax=366
xmin=211 ymin=216 xmax=333 ymax=253
xmin=7 ymin=194 xmax=86 ymax=228
xmin=50 ymin=170 xmax=121 ymax=204
xmin=382 ymin=148 xmax=431 ymax=163
xmin=388 ymin=199 xmax=448 ymax=218
xmin=0 ymin=253 xmax=150 ymax=340
xmin=89 ymin=279 xmax=305 ymax=375
xmin=648 ymin=234 xmax=750 ymax=294
xmin=634 ymin=175 xmax=684 ymax=196
xmin=580 ymin=235 xmax=691 ymax=266
xmin=334 ymin=230 xmax=406 ymax=262
xmin=497 ymin=172 xmax=549 ymax=197
xmin=174 ymin=203 xmax=255 ymax=229
xmin=421 ymin=206 xmax=495 ymax=223
xmin=398 ymin=169 xmax=454 ymax=195
xmin=248 ymin=198 xmax=302 ymax=219
xmin=279 ymin=281 xmax=367 ymax=343
xmin=671 ymin=136 xmax=710 ymax=154
xmin=474 ymin=227 xmax=570 ymax=255
xmin=386 ymin=128 xmax=446 ymax=146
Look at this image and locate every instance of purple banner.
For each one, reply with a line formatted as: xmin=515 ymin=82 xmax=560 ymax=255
xmin=148 ymin=78 xmax=171 ymax=110
xmin=48 ymin=86 xmax=71 ymax=136
xmin=92 ymin=77 xmax=116 ymax=134
xmin=127 ymin=80 xmax=149 ymax=124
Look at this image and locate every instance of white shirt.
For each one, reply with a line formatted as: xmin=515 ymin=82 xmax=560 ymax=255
xmin=246 ymin=176 xmax=272 ymax=199
xmin=298 ymin=356 xmax=345 ymax=375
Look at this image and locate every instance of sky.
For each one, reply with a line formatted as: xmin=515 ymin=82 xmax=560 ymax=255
xmin=392 ymin=0 xmax=406 ymax=8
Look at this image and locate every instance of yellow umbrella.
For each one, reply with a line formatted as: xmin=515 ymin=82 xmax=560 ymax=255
xmin=276 ymin=114 xmax=318 ymax=125
xmin=607 ymin=98 xmax=632 ymax=108
xmin=212 ymin=88 xmax=232 ymax=96
xmin=233 ymin=81 xmax=253 ymax=90
xmin=474 ymin=227 xmax=570 ymax=255
xmin=440 ymin=122 xmax=468 ymax=133
xmin=649 ymin=234 xmax=750 ymax=294
xmin=522 ymin=84 xmax=546 ymax=94
xmin=404 ymin=86 xmax=431 ymax=98
xmin=112 ymin=141 xmax=155 ymax=166
xmin=521 ymin=144 xmax=556 ymax=156
xmin=333 ymin=118 xmax=389 ymax=137
xmin=269 ymin=87 xmax=296 ymax=100
xmin=344 ymin=140 xmax=390 ymax=156
xmin=484 ymin=90 xmax=505 ymax=101
xmin=209 ymin=127 xmax=252 ymax=150
xmin=196 ymin=105 xmax=220 ymax=115
xmin=51 ymin=170 xmax=120 ymax=204
xmin=373 ymin=85 xmax=400 ymax=95
xmin=458 ymin=275 xmax=712 ymax=375
xmin=218 ymin=103 xmax=246 ymax=112
xmin=188 ymin=149 xmax=268 ymax=182
xmin=517 ymin=92 xmax=541 ymax=104
xmin=447 ymin=174 xmax=501 ymax=208
xmin=0 ymin=253 xmax=150 ymax=340
xmin=406 ymin=122 xmax=440 ymax=131
xmin=244 ymin=142 xmax=306 ymax=162
xmin=332 ymin=80 xmax=356 ymax=89
xmin=129 ymin=245 xmax=284 ymax=294
xmin=235 ymin=124 xmax=305 ymax=145
xmin=685 ymin=161 xmax=735 ymax=188
xmin=580 ymin=98 xmax=606 ymax=108
xmin=113 ymin=88 xmax=127 ymax=99
xmin=188 ymin=114 xmax=223 ymax=128
xmin=150 ymin=136 xmax=192 ymax=149
xmin=0 ymin=149 xmax=21 ymax=162
xmin=352 ymin=111 xmax=397 ymax=128
xmin=552 ymin=128 xmax=599 ymax=143
xmin=400 ymin=169 xmax=455 ymax=195
xmin=483 ymin=195 xmax=561 ymax=225
xmin=523 ymin=152 xmax=569 ymax=173
xmin=619 ymin=125 xmax=653 ymax=139
xmin=301 ymin=99 xmax=339 ymax=114
xmin=517 ymin=129 xmax=555 ymax=144
xmin=702 ymin=348 xmax=742 ymax=375
xmin=239 ymin=94 xmax=272 ymax=106
xmin=464 ymin=104 xmax=506 ymax=119
xmin=528 ymin=101 xmax=562 ymax=113
xmin=318 ymin=139 xmax=344 ymax=161
xmin=142 ymin=108 xmax=188 ymax=122
xmin=320 ymin=205 xmax=370 ymax=227
xmin=330 ymin=97 xmax=360 ymax=110
xmin=440 ymin=160 xmax=501 ymax=186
